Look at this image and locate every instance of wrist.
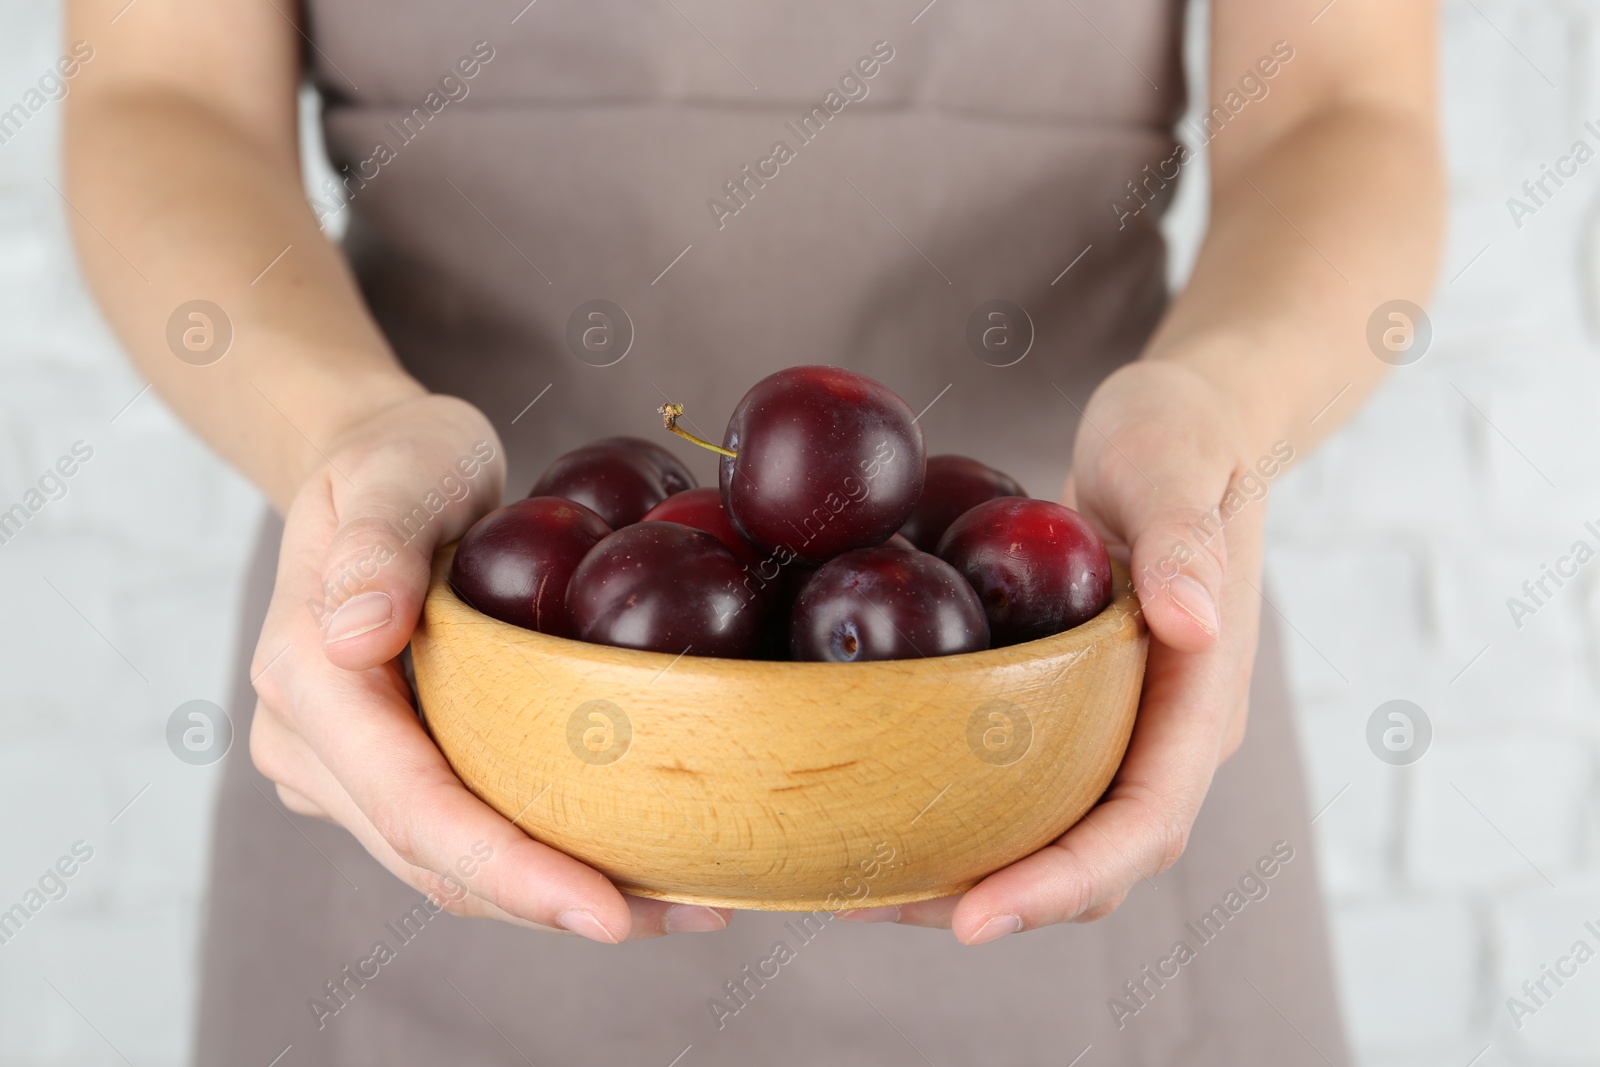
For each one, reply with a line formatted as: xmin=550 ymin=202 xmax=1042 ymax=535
xmin=263 ymin=368 xmax=430 ymax=510
xmin=1138 ymin=330 xmax=1304 ymax=465
xmin=1083 ymin=360 xmax=1255 ymax=480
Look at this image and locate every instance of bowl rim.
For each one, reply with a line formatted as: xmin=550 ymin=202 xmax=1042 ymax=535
xmin=428 ymin=542 xmax=1143 ymax=677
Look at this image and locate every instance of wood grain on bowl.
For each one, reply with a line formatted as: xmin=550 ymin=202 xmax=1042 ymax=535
xmin=411 ymin=544 xmax=1147 ymax=911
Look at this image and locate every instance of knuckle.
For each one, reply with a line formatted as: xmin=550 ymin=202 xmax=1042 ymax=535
xmin=1064 ymin=883 xmax=1100 ymax=920
xmin=436 ymin=894 xmax=475 ymax=919
xmin=369 ymin=801 xmax=424 ymax=868
xmin=1043 ymin=841 xmax=1101 ymax=918
xmin=337 ymin=513 xmax=425 ymax=565
xmin=1164 ymin=508 xmax=1228 ymax=576
xmin=1074 ymin=891 xmax=1129 ymax=924
xmin=1219 ymin=717 xmax=1248 ymax=763
xmin=413 ymin=868 xmax=475 ymax=917
xmin=333 ymin=513 xmax=411 ymax=552
xmin=1194 ymin=527 xmax=1228 ymax=577
xmin=275 ymin=783 xmax=325 ymax=819
xmin=248 ymin=647 xmax=292 ymax=709
xmin=1152 ymin=817 xmax=1192 ymax=874
xmin=1134 ymin=510 xmax=1228 ymax=594
xmin=1218 ymin=692 xmax=1252 ymax=763
xmin=320 ymin=518 xmax=411 ymax=595
xmin=248 ymin=709 xmax=289 ymax=784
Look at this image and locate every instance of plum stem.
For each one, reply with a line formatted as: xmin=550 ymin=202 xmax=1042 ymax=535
xmin=658 ymin=403 xmax=738 ymax=458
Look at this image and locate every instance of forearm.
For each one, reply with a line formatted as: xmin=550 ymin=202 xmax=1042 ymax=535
xmin=64 ymin=89 xmax=424 ymax=510
xmin=1144 ymin=101 xmax=1444 ymax=460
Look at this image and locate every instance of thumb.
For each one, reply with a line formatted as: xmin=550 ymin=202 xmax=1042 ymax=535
xmin=316 ymin=448 xmax=505 ymax=671
xmin=1109 ymin=459 xmax=1236 ymax=656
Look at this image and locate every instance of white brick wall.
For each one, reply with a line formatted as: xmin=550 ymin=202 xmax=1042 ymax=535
xmin=1492 ymin=886 xmax=1600 ymax=1059
xmin=1334 ymin=897 xmax=1482 ymax=1051
xmin=1260 ymin=3 xmax=1600 ymax=1064
xmin=2 ymin=1 xmax=1599 ymax=1065
xmin=1406 ymin=738 xmax=1593 ymax=891
xmin=0 ymin=7 xmax=261 ymax=1066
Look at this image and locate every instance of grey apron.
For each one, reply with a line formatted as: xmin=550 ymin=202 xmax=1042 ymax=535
xmin=194 ymin=3 xmax=1351 ymax=1064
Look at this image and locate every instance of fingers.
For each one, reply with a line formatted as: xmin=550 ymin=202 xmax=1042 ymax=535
xmin=843 ymin=530 xmax=1263 ymax=943
xmin=841 ymin=885 xmax=1125 ymax=932
xmin=317 ymin=481 xmax=502 ymax=671
xmin=313 ymin=671 xmax=638 ymax=939
xmin=316 ymin=512 xmax=434 ymax=668
xmin=255 ymin=534 xmax=639 ymax=944
xmin=245 ymin=398 xmax=744 ymax=942
xmin=1072 ymin=890 xmax=1128 ymax=923
xmin=864 ymin=363 xmax=1264 ymax=945
xmin=251 ymin=695 xmax=732 ymax=940
xmin=251 ymin=438 xmax=649 ymax=945
xmin=253 ymin=700 xmax=529 ymax=927
xmin=877 ymin=894 xmax=959 ymax=928
xmin=938 ymin=516 xmax=1266 ymax=944
xmin=273 ymin=781 xmax=328 ymax=820
xmin=1071 ymin=364 xmax=1255 ymax=656
xmin=1219 ymin=692 xmax=1251 ymax=763
xmin=274 ymin=397 xmax=506 ymax=672
xmin=1104 ymin=457 xmax=1235 ymax=655
xmin=1127 ymin=508 xmax=1228 ymax=654
xmin=946 ymin=750 xmax=1213 ymax=942
xmin=654 ymin=900 xmax=735 ymax=935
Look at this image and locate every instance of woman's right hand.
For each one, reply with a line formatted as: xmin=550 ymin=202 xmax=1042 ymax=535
xmin=247 ymin=393 xmax=732 ymax=941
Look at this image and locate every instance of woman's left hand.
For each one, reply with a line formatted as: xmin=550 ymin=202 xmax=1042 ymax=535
xmin=844 ymin=359 xmax=1273 ymax=942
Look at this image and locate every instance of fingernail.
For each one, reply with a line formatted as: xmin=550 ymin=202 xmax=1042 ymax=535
xmin=664 ymin=904 xmax=728 ymax=934
xmin=967 ymin=914 xmax=1022 ymax=945
xmin=324 ymin=591 xmax=394 ymax=644
xmin=837 ymin=906 xmax=901 ymax=923
xmin=558 ymin=908 xmax=620 ymax=944
xmin=1168 ymin=575 xmax=1219 ymax=636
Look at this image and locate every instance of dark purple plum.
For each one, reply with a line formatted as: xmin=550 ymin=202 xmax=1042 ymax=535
xmin=530 ymin=437 xmax=695 ymax=528
xmin=898 ymin=454 xmax=1026 ymax=551
xmin=641 ymin=487 xmax=765 ymax=570
xmin=566 ymin=521 xmax=764 ymax=658
xmin=789 ymin=547 xmax=988 ymax=662
xmin=593 ymin=436 xmax=697 ymax=493
xmin=716 ymin=366 xmax=926 ymax=565
xmin=642 ymin=487 xmax=788 ymax=643
xmin=937 ymin=498 xmax=1111 ymax=646
xmin=448 ymin=497 xmax=611 ymax=637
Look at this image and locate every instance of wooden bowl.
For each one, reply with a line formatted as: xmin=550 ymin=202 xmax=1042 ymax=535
xmin=411 ymin=545 xmax=1147 ymax=911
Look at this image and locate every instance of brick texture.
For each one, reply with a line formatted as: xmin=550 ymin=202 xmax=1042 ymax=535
xmin=2 ymin=1 xmax=1599 ymax=1065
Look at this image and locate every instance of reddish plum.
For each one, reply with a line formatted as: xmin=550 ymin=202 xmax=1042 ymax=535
xmin=711 ymin=366 xmax=926 ymax=564
xmin=641 ymin=487 xmax=765 ymax=570
xmin=937 ymin=498 xmax=1111 ymax=646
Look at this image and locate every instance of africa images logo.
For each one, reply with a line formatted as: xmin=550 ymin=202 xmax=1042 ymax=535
xmin=1504 ymin=119 xmax=1600 ymax=230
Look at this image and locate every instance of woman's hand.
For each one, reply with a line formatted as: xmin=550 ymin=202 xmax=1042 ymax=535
xmin=853 ymin=360 xmax=1269 ymax=941
xmin=247 ymin=393 xmax=731 ymax=942
xmin=844 ymin=0 xmax=1444 ymax=949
